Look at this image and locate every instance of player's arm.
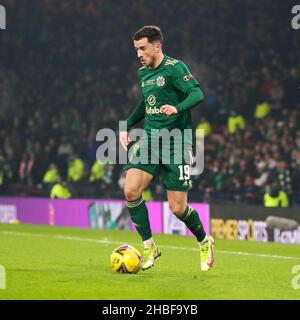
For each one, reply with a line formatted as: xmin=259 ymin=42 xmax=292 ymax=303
xmin=161 ymin=86 xmax=204 ymax=115
xmin=120 ymin=99 xmax=145 ymax=150
xmin=175 ymin=86 xmax=204 ymax=112
xmin=160 ymin=61 xmax=204 ymax=115
xmin=123 ymin=99 xmax=145 ymax=131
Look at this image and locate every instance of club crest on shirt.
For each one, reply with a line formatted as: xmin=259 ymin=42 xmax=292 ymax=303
xmin=156 ymin=76 xmax=165 ymax=87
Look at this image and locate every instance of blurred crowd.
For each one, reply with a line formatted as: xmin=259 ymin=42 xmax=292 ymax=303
xmin=0 ymin=0 xmax=299 ymax=205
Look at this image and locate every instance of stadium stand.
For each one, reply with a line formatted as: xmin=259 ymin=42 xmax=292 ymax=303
xmin=0 ymin=0 xmax=299 ymax=205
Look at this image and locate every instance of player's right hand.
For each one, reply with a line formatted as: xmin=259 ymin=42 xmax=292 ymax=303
xmin=120 ymin=131 xmax=132 ymax=151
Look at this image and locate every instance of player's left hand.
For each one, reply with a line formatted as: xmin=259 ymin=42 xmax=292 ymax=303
xmin=160 ymin=105 xmax=178 ymax=116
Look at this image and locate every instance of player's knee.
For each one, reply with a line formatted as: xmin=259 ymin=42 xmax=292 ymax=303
xmin=124 ymin=187 xmax=141 ymax=201
xmin=169 ymin=202 xmax=185 ymax=218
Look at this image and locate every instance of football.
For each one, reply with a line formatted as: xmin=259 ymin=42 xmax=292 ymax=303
xmin=110 ymin=244 xmax=142 ymax=274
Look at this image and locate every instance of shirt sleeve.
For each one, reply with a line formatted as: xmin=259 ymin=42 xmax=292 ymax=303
xmin=172 ymin=61 xmax=199 ymax=94
xmin=175 ymin=86 xmax=204 ymax=113
xmin=120 ymin=100 xmax=145 ymax=131
xmin=120 ymin=70 xmax=147 ymax=131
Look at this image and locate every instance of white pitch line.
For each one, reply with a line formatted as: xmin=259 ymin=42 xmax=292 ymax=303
xmin=1 ymin=230 xmax=300 ymax=261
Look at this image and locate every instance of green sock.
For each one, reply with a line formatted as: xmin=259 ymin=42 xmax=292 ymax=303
xmin=179 ymin=206 xmax=206 ymax=242
xmin=127 ymin=196 xmax=152 ymax=241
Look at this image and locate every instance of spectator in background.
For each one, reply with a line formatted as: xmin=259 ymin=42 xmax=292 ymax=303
xmin=57 ymin=136 xmax=74 ymax=180
xmin=43 ymin=163 xmax=60 ymax=185
xmin=0 ymin=153 xmax=12 ymax=195
xmin=291 ymin=161 xmax=300 ymax=205
xmin=254 ymin=161 xmax=268 ymax=190
xmin=19 ymin=153 xmax=35 ymax=186
xmin=196 ymin=117 xmax=212 ymax=137
xmin=269 ymin=79 xmax=284 ymax=113
xmin=89 ymin=160 xmax=104 ymax=184
xmin=284 ymin=68 xmax=300 ymax=110
xmin=276 ymin=161 xmax=292 ymax=199
xmin=264 ymin=181 xmax=289 ymax=208
xmin=67 ymin=155 xmax=85 ymax=183
xmin=227 ymin=111 xmax=245 ymax=135
xmin=50 ymin=178 xmax=72 ymax=199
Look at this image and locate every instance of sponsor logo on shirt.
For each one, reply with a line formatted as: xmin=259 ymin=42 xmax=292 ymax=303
xmin=146 ymin=106 xmax=163 ymax=115
xmin=146 ymin=79 xmax=155 ymax=86
xmin=141 ymin=79 xmax=155 ymax=88
xmin=183 ymin=73 xmax=193 ymax=81
xmin=147 ymin=95 xmax=156 ymax=106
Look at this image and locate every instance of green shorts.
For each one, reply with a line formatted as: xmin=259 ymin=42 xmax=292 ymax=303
xmin=123 ymin=141 xmax=193 ymax=192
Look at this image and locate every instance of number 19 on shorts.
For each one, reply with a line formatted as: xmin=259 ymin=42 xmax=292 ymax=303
xmin=178 ymin=165 xmax=190 ymax=181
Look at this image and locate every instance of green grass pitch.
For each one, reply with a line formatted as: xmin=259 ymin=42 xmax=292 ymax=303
xmin=0 ymin=223 xmax=300 ymax=300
